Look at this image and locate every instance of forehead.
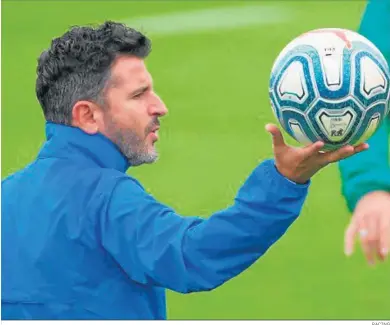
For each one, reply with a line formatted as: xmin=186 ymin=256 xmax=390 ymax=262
xmin=109 ymin=56 xmax=151 ymax=88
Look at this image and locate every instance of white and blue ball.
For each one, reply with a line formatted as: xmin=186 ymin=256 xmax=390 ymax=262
xmin=269 ymin=28 xmax=390 ymax=150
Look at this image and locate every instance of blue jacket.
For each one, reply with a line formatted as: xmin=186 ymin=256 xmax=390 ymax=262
xmin=339 ymin=0 xmax=390 ymax=211
xmin=2 ymin=122 xmax=309 ymax=319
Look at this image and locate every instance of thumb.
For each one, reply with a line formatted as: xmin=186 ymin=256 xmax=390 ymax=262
xmin=265 ymin=123 xmax=286 ymax=148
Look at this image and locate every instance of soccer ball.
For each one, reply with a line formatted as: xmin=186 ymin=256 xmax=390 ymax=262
xmin=269 ymin=28 xmax=390 ymax=151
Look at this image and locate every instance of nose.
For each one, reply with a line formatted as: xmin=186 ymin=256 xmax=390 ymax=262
xmin=149 ymin=92 xmax=168 ymax=117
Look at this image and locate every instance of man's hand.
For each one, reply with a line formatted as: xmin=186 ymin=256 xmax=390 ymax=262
xmin=265 ymin=123 xmax=369 ymax=184
xmin=344 ymin=191 xmax=390 ymax=265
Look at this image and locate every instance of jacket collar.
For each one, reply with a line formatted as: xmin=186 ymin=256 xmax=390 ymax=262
xmin=37 ymin=122 xmax=130 ymax=173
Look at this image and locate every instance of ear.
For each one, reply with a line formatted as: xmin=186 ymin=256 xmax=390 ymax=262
xmin=71 ymin=100 xmax=102 ymax=134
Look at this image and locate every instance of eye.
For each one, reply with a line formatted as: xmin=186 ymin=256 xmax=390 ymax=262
xmin=132 ymin=92 xmax=144 ymax=99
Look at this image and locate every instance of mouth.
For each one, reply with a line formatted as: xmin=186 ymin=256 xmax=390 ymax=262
xmin=150 ymin=126 xmax=160 ymax=133
xmin=148 ymin=126 xmax=160 ymax=141
xmin=146 ymin=120 xmax=160 ymax=141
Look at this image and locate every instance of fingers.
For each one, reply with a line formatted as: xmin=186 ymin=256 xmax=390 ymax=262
xmin=265 ymin=124 xmax=286 ymax=149
xmin=302 ymin=141 xmax=325 ymax=157
xmin=321 ymin=143 xmax=369 ymax=164
xmin=345 ymin=220 xmax=358 ymax=257
xmin=359 ymin=216 xmax=377 ymax=266
xmin=354 ymin=143 xmax=369 ymax=153
xmin=347 ymin=214 xmax=390 ymax=265
xmin=322 ymin=145 xmax=355 ymax=164
xmin=345 ymin=193 xmax=390 ymax=266
xmin=378 ymin=216 xmax=390 ymax=261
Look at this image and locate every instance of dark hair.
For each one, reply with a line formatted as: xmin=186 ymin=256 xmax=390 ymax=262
xmin=36 ymin=21 xmax=151 ymax=125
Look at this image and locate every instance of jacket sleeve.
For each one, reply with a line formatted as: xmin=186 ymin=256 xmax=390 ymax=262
xmin=100 ymin=159 xmax=309 ymax=294
xmin=338 ymin=0 xmax=390 ymax=212
xmin=339 ymin=119 xmax=390 ymax=212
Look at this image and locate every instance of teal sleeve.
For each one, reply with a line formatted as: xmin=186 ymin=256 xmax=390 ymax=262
xmin=358 ymin=0 xmax=390 ymax=57
xmin=339 ymin=0 xmax=390 ymax=212
xmin=339 ymin=118 xmax=390 ymax=211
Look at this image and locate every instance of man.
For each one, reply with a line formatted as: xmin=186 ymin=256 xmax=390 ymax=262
xmin=2 ymin=21 xmax=366 ymax=320
xmin=339 ymin=0 xmax=390 ymax=266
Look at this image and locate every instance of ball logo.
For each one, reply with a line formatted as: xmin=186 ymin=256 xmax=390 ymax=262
xmin=330 ymin=118 xmax=346 ymax=137
xmin=331 ymin=129 xmax=344 ymax=137
xmin=318 ymin=111 xmax=354 ymax=141
xmin=307 ymin=29 xmax=352 ymax=49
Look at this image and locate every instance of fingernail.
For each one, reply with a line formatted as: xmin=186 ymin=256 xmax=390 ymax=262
xmin=381 ymin=248 xmax=388 ymax=256
xmin=345 ymin=249 xmax=352 ymax=256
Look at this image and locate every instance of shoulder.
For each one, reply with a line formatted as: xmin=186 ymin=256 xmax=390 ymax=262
xmin=86 ymin=168 xmax=146 ymax=195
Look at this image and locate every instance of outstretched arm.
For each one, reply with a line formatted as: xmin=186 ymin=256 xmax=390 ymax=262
xmin=101 ymin=124 xmax=366 ymax=293
xmin=101 ymin=159 xmax=308 ymax=294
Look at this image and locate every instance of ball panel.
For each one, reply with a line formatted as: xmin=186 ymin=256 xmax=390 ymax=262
xmin=307 ymin=98 xmax=364 ymax=146
xmin=280 ymin=109 xmax=318 ymax=144
xmin=348 ymin=102 xmax=387 ymax=145
xmin=353 ymin=45 xmax=390 ymax=108
xmin=353 ymin=114 xmax=381 ymax=145
xmin=321 ymin=53 xmax=343 ymax=88
xmin=315 ymin=109 xmax=356 ymax=143
xmin=310 ymin=47 xmax=352 ymax=100
xmin=360 ymin=57 xmax=386 ymax=98
xmin=288 ymin=120 xmax=313 ymax=145
xmin=270 ymin=47 xmax=317 ymax=113
xmin=278 ymin=61 xmax=308 ymax=103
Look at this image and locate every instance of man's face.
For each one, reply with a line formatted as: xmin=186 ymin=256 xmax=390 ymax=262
xmin=100 ymin=56 xmax=168 ymax=166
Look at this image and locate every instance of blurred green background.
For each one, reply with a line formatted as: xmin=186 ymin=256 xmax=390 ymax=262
xmin=2 ymin=0 xmax=389 ymax=320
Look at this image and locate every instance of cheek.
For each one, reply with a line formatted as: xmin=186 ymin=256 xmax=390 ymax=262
xmin=109 ymin=104 xmax=148 ymax=136
xmin=105 ymin=95 xmax=131 ymax=122
xmin=106 ymin=92 xmax=149 ymax=131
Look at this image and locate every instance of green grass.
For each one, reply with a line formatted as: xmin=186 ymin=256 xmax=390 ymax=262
xmin=2 ymin=0 xmax=389 ymax=320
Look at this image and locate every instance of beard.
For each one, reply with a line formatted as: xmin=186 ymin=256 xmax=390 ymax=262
xmin=103 ymin=114 xmax=160 ymax=167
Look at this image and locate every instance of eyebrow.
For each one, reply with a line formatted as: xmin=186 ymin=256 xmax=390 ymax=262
xmin=130 ymin=85 xmax=150 ymax=97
